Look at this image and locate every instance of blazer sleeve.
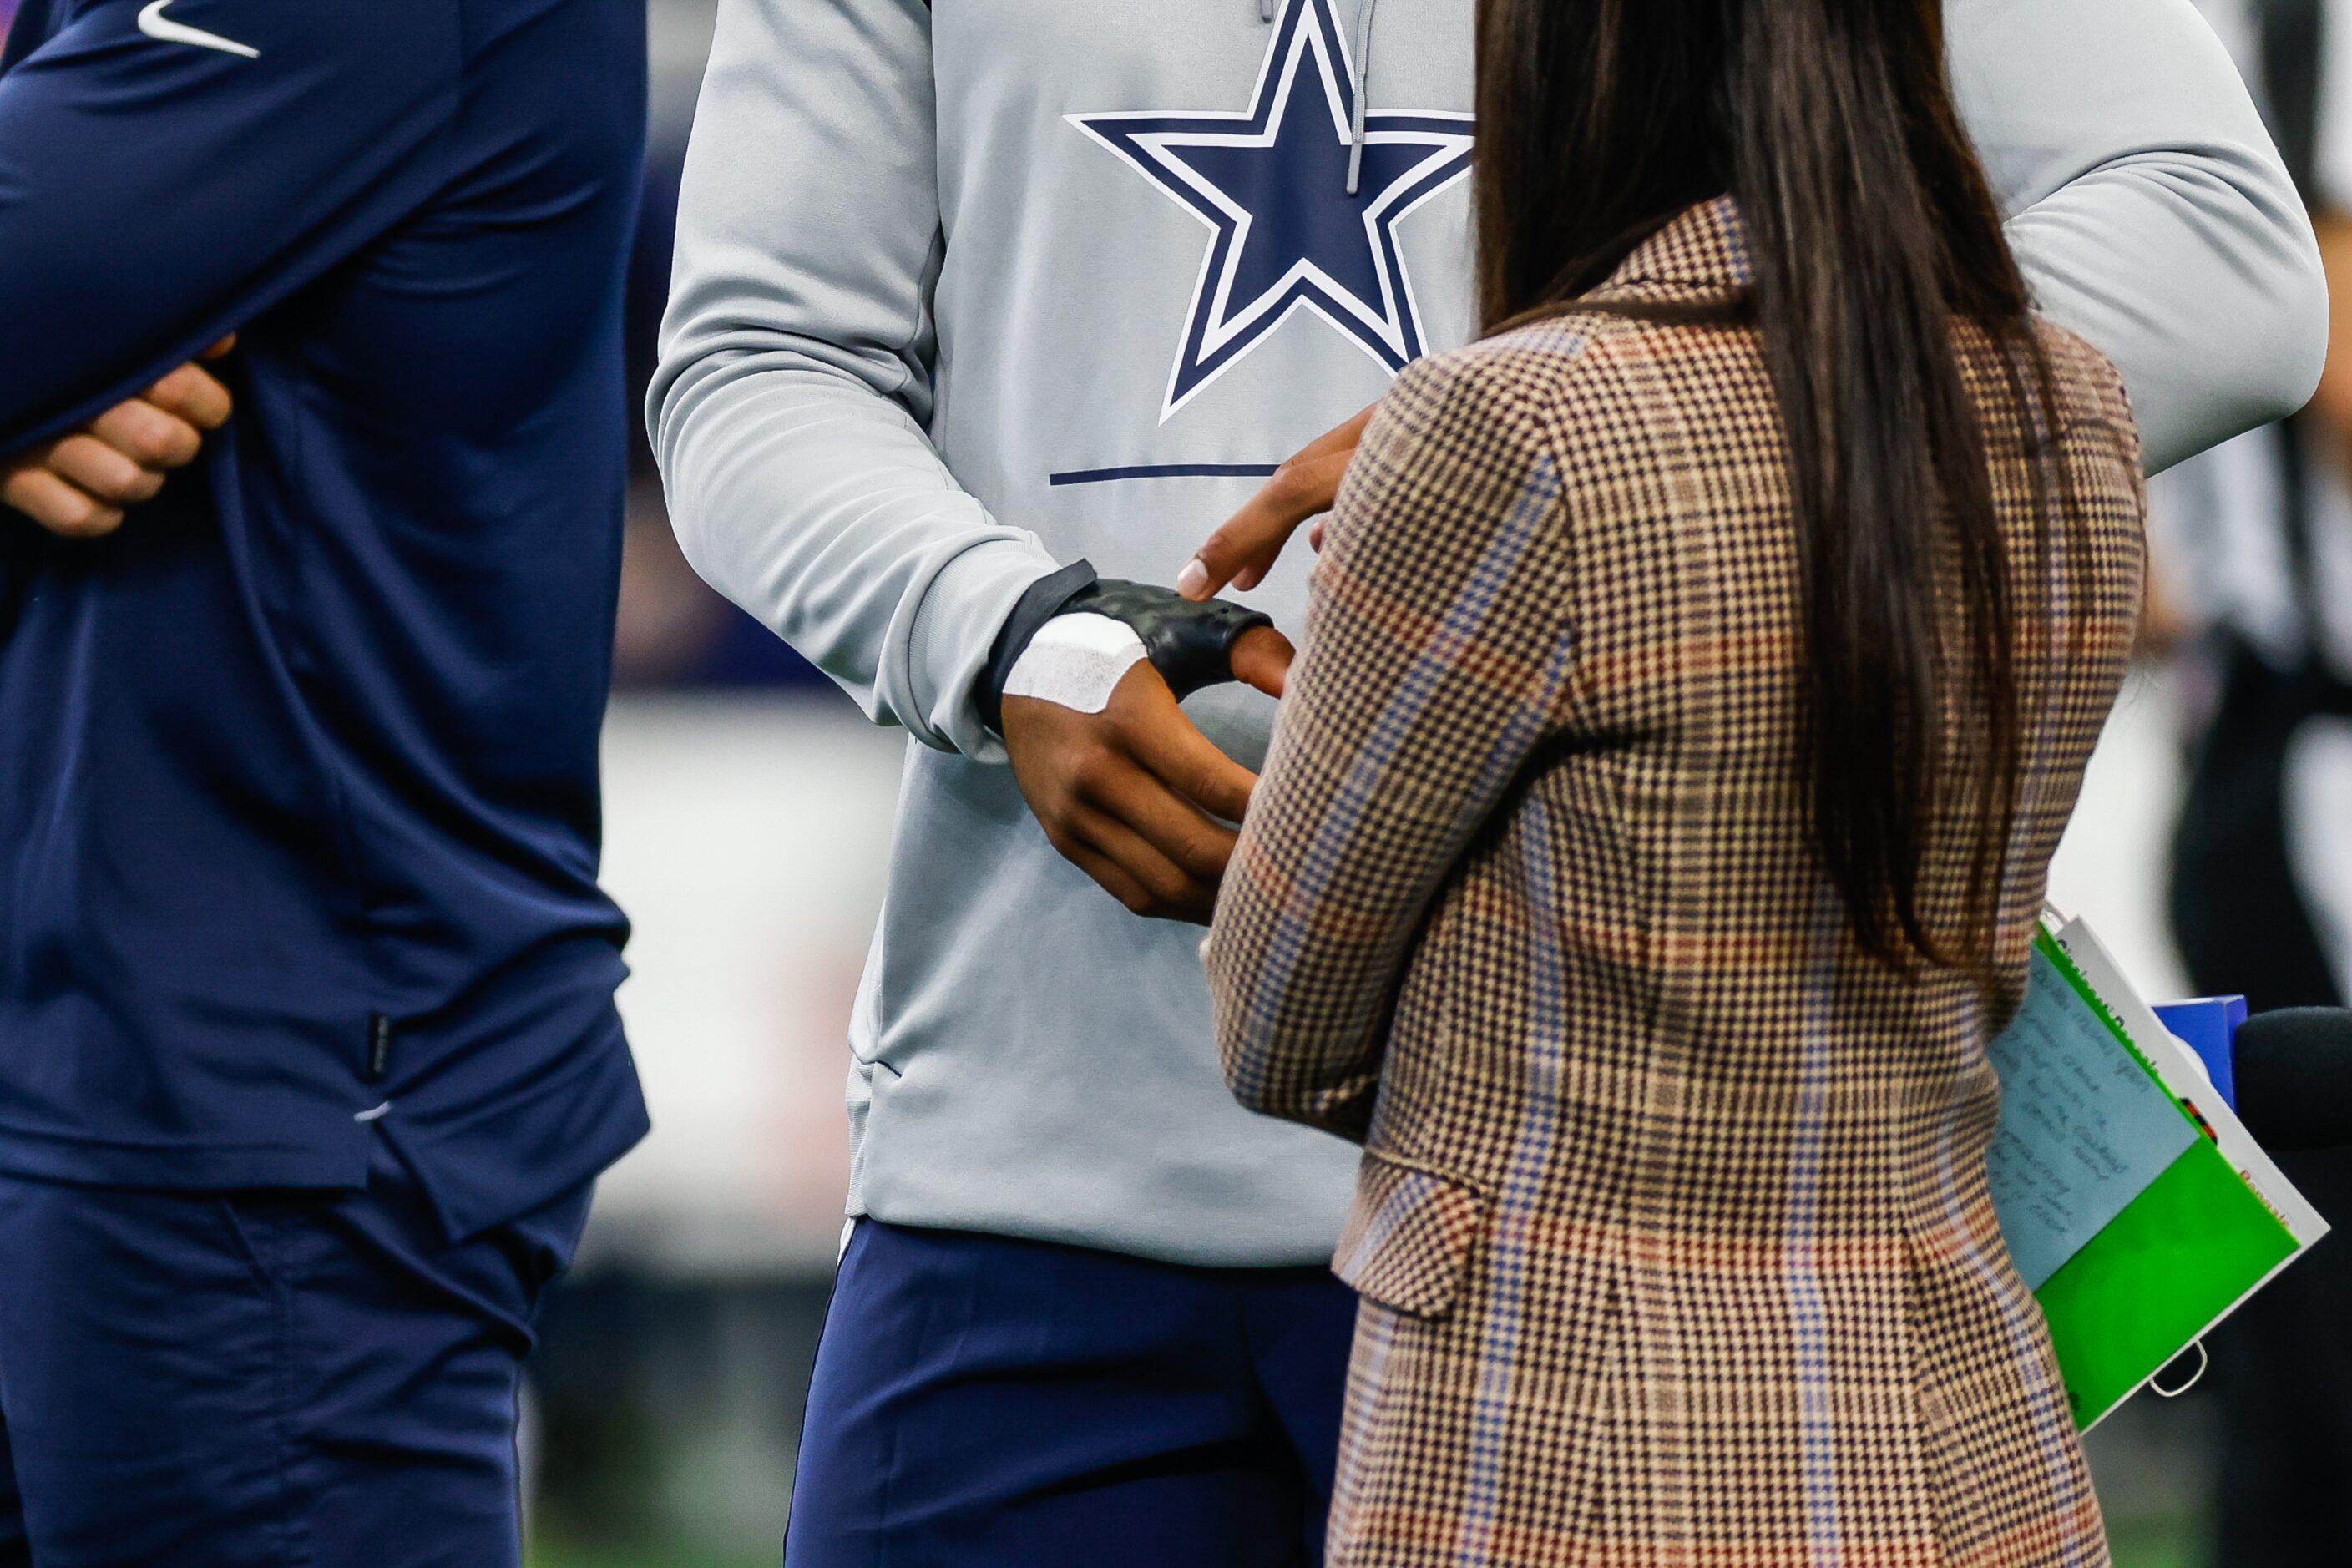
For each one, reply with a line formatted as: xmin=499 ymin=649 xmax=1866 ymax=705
xmin=1950 ymin=0 xmax=2327 ymax=474
xmin=1204 ymin=347 xmax=1578 ymax=1142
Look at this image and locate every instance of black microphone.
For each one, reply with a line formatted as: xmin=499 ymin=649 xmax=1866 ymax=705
xmin=2232 ymin=1009 xmax=2352 ymax=1154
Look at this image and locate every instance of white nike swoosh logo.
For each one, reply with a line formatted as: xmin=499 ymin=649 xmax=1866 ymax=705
xmin=136 ymin=0 xmax=260 ymax=59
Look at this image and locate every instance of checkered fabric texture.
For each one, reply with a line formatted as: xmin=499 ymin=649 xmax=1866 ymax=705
xmin=1205 ymin=198 xmax=2147 ymax=1566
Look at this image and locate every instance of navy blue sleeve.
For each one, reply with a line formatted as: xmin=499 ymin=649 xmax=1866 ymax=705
xmin=0 ymin=0 xmax=461 ymax=448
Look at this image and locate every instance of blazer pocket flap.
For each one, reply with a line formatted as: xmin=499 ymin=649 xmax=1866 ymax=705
xmin=1333 ymin=1152 xmax=1489 ymax=1319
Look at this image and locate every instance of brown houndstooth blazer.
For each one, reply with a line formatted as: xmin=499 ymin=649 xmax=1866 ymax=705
xmin=1205 ymin=199 xmax=2147 ymax=1567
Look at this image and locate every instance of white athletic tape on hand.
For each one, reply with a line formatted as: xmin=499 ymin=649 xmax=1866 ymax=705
xmin=1003 ymin=612 xmax=1148 ymax=716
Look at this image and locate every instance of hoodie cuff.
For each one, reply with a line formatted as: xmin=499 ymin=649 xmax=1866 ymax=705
xmin=977 ymin=559 xmax=1100 ymax=735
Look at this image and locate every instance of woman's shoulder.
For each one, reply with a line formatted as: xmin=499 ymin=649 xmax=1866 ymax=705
xmin=1953 ymin=315 xmax=2142 ymax=448
xmin=1422 ymin=310 xmax=1659 ymax=392
xmin=1387 ymin=313 xmax=1653 ymax=464
xmin=1404 ymin=320 xmax=1606 ymax=403
xmin=2028 ymin=316 xmax=2142 ymax=432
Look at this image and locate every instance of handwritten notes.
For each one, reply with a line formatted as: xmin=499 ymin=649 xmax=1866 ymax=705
xmin=1985 ymin=949 xmax=2199 ymax=1290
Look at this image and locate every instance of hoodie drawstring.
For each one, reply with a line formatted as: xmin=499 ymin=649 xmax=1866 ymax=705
xmin=1347 ymin=0 xmax=1378 ymax=195
xmin=1257 ymin=0 xmax=1380 ymax=196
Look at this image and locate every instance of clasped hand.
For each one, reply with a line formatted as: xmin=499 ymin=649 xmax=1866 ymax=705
xmin=1004 ymin=402 xmax=1373 ymax=924
xmin=2 ymin=338 xmax=236 ymax=538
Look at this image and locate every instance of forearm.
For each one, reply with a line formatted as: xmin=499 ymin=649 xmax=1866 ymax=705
xmin=0 ymin=240 xmax=231 ymax=452
xmin=2004 ymin=151 xmax=2324 ymax=473
xmin=651 ymin=353 xmax=1059 ymax=756
xmin=0 ymin=0 xmax=457 ymax=449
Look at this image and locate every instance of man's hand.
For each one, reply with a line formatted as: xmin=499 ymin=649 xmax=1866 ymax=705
xmin=1005 ymin=626 xmax=1290 ymax=923
xmin=1176 ymin=403 xmax=1374 ymax=600
xmin=3 ymin=338 xmax=237 ymax=539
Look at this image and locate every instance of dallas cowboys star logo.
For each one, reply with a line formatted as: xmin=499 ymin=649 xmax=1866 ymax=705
xmin=1070 ymin=0 xmax=1474 ymax=421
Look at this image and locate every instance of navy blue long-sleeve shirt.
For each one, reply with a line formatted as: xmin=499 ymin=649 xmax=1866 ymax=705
xmin=0 ymin=0 xmax=648 ymax=1237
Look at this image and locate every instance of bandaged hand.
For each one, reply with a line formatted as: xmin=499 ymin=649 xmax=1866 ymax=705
xmin=993 ymin=574 xmax=1294 ymax=923
xmin=1004 ymin=578 xmax=1293 ymax=714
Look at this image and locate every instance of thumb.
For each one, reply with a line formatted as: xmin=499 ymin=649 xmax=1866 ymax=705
xmin=1228 ymin=625 xmax=1294 ymax=700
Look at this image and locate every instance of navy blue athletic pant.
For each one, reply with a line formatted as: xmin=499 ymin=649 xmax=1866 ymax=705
xmin=786 ymin=1220 xmax=1358 ymax=1566
xmin=0 ymin=1143 xmax=590 ymax=1566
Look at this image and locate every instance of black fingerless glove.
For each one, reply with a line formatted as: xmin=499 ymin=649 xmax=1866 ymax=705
xmin=979 ymin=559 xmax=1277 ymax=733
xmin=1075 ymin=579 xmax=1277 ymax=699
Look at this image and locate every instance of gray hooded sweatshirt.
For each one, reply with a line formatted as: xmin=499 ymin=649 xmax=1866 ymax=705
xmin=652 ymin=0 xmax=2324 ymax=1267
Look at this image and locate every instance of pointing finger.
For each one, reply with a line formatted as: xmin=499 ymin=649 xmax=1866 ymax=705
xmin=1182 ymin=448 xmax=1355 ymax=600
xmin=1180 ymin=403 xmax=1376 ymax=600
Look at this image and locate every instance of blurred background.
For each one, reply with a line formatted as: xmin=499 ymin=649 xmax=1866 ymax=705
xmin=6 ymin=0 xmax=2343 ymax=1563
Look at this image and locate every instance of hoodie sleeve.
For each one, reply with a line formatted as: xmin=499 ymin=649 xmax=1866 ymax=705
xmin=647 ymin=0 xmax=1060 ymax=761
xmin=1950 ymin=0 xmax=2327 ymax=474
xmin=0 ymin=0 xmax=458 ymax=450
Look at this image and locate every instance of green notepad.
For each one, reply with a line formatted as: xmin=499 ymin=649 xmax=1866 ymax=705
xmin=1985 ymin=917 xmax=2328 ymax=1429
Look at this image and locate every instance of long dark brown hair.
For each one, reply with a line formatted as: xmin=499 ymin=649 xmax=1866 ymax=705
xmin=1477 ymin=0 xmax=2054 ymax=980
